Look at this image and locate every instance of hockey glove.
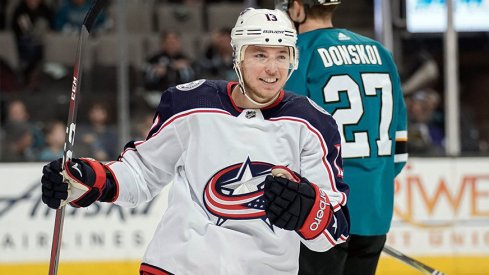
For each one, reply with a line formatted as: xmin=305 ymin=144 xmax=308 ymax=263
xmin=41 ymin=158 xmax=117 ymax=209
xmin=264 ymin=166 xmax=332 ymax=239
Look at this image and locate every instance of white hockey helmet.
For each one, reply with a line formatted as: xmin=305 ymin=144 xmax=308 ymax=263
xmin=231 ymin=8 xmax=298 ymax=71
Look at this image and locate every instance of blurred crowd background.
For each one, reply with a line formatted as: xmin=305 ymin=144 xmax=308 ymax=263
xmin=0 ymin=0 xmax=488 ymax=162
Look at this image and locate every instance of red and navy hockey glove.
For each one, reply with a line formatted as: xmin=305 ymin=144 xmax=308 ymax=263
xmin=263 ymin=166 xmax=333 ymax=239
xmin=41 ymin=158 xmax=117 ymax=209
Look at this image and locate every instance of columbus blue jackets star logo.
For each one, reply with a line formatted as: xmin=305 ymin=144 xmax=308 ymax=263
xmin=203 ymin=157 xmax=274 ymax=227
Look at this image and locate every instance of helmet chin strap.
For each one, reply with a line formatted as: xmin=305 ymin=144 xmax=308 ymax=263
xmin=242 ymin=84 xmax=281 ymax=107
xmin=235 ymin=64 xmax=281 ymax=108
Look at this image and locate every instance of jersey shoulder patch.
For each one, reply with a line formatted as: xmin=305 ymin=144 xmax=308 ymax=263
xmin=176 ymin=79 xmax=206 ymax=91
xmin=307 ymin=97 xmax=330 ymax=116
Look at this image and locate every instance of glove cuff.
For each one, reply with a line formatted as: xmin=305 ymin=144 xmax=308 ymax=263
xmin=297 ymin=183 xmax=332 ymax=240
xmin=80 ymin=158 xmax=118 ymax=203
xmin=80 ymin=158 xmax=107 ymax=191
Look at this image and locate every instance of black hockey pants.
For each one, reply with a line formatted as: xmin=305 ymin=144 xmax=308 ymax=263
xmin=298 ymin=234 xmax=386 ymax=275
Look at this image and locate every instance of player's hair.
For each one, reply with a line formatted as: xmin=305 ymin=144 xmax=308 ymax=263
xmin=275 ymin=0 xmax=340 ymax=19
xmin=275 ymin=0 xmax=341 ymax=11
xmin=307 ymin=4 xmax=338 ymax=19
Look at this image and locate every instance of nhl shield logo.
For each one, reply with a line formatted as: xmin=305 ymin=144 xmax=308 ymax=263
xmin=245 ymin=110 xmax=256 ymax=119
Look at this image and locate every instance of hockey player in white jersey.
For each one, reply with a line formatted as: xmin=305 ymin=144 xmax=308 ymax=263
xmin=41 ymin=8 xmax=350 ymax=275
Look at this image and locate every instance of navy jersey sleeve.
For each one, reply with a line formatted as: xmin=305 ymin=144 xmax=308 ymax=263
xmin=277 ymin=94 xmax=350 ymax=250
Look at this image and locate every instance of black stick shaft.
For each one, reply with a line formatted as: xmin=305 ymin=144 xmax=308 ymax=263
xmin=48 ymin=1 xmax=108 ymax=274
xmin=383 ymin=245 xmax=445 ymax=275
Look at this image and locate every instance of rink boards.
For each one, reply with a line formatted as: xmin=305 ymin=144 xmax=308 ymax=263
xmin=0 ymin=158 xmax=488 ymax=275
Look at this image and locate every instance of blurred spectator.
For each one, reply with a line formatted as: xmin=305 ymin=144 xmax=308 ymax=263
xmin=143 ymin=31 xmax=196 ymax=92
xmin=1 ymin=122 xmax=35 ymax=162
xmin=131 ymin=111 xmax=155 ymax=141
xmin=54 ymin=0 xmax=108 ymax=34
xmin=198 ymin=28 xmax=235 ymax=80
xmin=7 ymin=99 xmax=30 ymax=122
xmin=38 ymin=120 xmax=65 ymax=161
xmin=400 ymin=38 xmax=440 ymax=97
xmin=0 ymin=58 xmax=22 ymax=93
xmin=5 ymin=99 xmax=44 ymax=154
xmin=11 ymin=0 xmax=54 ymax=91
xmin=401 ymin=50 xmax=439 ymax=96
xmin=406 ymin=89 xmax=444 ymax=155
xmin=76 ymin=102 xmax=117 ymax=161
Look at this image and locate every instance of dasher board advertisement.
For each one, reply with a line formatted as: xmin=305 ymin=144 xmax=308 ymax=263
xmin=0 ymin=163 xmax=169 ymax=263
xmin=388 ymin=157 xmax=489 ymax=256
xmin=0 ymin=159 xmax=488 ymax=274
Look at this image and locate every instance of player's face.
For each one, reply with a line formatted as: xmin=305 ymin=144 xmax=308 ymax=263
xmin=240 ymin=45 xmax=290 ymax=103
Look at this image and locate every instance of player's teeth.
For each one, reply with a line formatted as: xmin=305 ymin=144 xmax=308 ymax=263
xmin=263 ymin=78 xmax=277 ymax=83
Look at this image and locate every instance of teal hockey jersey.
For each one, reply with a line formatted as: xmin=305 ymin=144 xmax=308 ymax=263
xmin=285 ymin=28 xmax=408 ymax=235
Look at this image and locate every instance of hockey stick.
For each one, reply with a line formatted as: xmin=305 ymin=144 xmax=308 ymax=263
xmin=383 ymin=245 xmax=445 ymax=275
xmin=48 ymin=1 xmax=108 ymax=274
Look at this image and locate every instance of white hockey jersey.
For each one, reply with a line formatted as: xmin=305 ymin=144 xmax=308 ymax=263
xmin=106 ymin=80 xmax=350 ymax=275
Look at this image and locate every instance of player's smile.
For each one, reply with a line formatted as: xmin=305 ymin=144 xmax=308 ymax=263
xmin=260 ymin=77 xmax=279 ymax=84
